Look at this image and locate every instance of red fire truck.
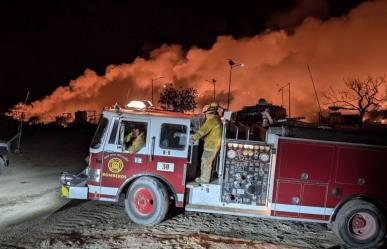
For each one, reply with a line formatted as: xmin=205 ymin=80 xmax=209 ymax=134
xmin=60 ymin=103 xmax=387 ymax=248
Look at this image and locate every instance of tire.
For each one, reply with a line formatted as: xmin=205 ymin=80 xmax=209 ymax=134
xmin=0 ymin=157 xmax=5 ymax=175
xmin=124 ymin=176 xmax=169 ymax=226
xmin=332 ymin=199 xmax=386 ymax=248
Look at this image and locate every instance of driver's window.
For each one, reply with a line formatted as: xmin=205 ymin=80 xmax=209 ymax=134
xmin=121 ymin=121 xmax=148 ymax=154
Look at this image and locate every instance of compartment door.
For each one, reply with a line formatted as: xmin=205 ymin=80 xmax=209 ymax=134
xmin=273 ymin=181 xmax=301 ymax=218
xmin=300 ymin=184 xmax=328 ymax=220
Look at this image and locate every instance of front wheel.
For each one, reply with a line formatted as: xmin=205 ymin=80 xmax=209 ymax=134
xmin=124 ymin=176 xmax=169 ymax=226
xmin=332 ymin=200 xmax=386 ymax=248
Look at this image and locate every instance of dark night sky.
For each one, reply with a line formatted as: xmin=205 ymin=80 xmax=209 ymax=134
xmin=0 ymin=0 xmax=365 ymax=112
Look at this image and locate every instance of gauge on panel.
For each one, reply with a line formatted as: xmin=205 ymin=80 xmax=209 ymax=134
xmin=253 ymin=152 xmax=259 ymax=159
xmin=227 ymin=149 xmax=237 ymax=159
xmin=259 ymin=152 xmax=270 ymax=162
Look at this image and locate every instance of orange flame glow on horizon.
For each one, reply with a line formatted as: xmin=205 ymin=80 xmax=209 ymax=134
xmin=9 ymin=0 xmax=387 ymax=122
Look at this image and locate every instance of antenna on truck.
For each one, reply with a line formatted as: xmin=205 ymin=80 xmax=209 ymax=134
xmin=307 ymin=64 xmax=322 ymax=125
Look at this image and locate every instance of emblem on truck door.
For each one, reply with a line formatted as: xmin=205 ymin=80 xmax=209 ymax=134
xmin=108 ymin=158 xmax=124 ymax=173
xmin=156 ymin=162 xmax=174 ymax=172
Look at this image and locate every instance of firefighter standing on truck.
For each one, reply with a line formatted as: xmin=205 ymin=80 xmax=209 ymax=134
xmin=191 ymin=102 xmax=222 ymax=184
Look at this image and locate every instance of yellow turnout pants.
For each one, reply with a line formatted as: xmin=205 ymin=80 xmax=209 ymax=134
xmin=199 ymin=149 xmax=218 ymax=183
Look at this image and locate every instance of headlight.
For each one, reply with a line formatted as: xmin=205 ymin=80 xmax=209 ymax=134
xmin=60 ymin=172 xmax=75 ymax=185
xmin=87 ymin=168 xmax=101 ymax=182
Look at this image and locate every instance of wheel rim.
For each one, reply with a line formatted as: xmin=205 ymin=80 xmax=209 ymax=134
xmin=348 ymin=212 xmax=377 ymax=241
xmin=133 ymin=188 xmax=154 ymax=216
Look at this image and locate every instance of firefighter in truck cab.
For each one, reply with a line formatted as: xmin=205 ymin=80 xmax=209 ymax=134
xmin=124 ymin=127 xmax=145 ymax=154
xmin=190 ymin=102 xmax=222 ymax=184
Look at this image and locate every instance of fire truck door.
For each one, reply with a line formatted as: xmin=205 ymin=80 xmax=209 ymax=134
xmin=100 ymin=118 xmax=151 ymax=199
xmin=148 ymin=120 xmax=190 ymax=201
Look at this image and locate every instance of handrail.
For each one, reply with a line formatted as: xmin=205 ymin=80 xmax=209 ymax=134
xmin=188 ymin=144 xmax=194 ymax=164
xmin=149 ymin=136 xmax=155 ymax=162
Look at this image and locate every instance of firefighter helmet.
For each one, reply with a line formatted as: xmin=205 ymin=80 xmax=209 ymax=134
xmin=205 ymin=102 xmax=219 ymax=114
xmin=202 ymin=104 xmax=210 ymax=113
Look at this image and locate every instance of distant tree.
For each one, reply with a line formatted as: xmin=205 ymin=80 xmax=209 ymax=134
xmin=55 ymin=116 xmax=69 ymax=127
xmin=159 ymin=84 xmax=198 ymax=112
xmin=324 ymin=76 xmax=387 ymax=126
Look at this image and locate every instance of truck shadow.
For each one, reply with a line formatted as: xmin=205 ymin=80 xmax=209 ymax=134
xmin=54 ymin=199 xmax=88 ymax=213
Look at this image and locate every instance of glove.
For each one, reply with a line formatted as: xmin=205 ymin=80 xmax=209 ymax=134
xmin=189 ymin=135 xmax=195 ymax=144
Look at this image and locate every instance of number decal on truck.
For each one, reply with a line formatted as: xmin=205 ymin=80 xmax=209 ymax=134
xmin=156 ymin=162 xmax=175 ymax=172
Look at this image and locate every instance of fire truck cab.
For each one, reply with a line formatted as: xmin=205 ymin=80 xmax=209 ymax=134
xmin=61 ymin=103 xmax=387 ymax=248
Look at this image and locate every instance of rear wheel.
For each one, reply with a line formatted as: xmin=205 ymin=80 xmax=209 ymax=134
xmin=332 ymin=200 xmax=386 ymax=248
xmin=124 ymin=176 xmax=169 ymax=226
xmin=0 ymin=157 xmax=5 ymax=175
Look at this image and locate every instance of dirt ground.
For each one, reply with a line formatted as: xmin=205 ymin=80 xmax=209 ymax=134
xmin=0 ymin=126 xmax=381 ymax=249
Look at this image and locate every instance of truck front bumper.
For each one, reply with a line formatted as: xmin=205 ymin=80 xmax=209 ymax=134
xmin=60 ymin=172 xmax=88 ymax=200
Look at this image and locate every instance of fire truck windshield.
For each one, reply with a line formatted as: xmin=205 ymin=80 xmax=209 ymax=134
xmin=91 ymin=117 xmax=109 ymax=149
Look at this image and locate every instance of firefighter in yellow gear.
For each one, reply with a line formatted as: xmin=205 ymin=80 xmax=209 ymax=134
xmin=125 ymin=128 xmax=145 ymax=154
xmin=191 ymin=102 xmax=222 ymax=183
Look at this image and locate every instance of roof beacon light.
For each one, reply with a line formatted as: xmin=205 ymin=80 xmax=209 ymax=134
xmin=127 ymin=101 xmax=146 ymax=109
xmin=126 ymin=100 xmax=153 ymax=109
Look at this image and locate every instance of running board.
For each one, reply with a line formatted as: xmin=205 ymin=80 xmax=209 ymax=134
xmin=185 ymin=204 xmax=270 ymax=218
xmin=186 ymin=180 xmax=219 ymax=188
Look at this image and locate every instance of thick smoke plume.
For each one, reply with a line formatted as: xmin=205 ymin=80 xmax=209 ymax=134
xmin=10 ymin=0 xmax=387 ymax=122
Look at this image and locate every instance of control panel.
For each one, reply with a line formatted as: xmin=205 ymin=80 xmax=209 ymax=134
xmin=222 ymin=140 xmax=272 ymax=206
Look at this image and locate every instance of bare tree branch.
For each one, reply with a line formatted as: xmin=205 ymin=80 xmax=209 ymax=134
xmin=323 ymin=76 xmax=387 ymax=126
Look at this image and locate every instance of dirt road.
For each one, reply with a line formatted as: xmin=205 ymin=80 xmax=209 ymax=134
xmin=0 ymin=126 xmax=92 ymax=228
xmin=0 ymin=197 xmax=344 ymax=249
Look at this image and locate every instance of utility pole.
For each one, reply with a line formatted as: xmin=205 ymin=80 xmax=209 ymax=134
xmin=206 ymin=78 xmax=217 ymax=101
xmin=227 ymin=59 xmax=244 ymax=110
xmin=288 ymin=82 xmax=291 ymax=118
xmin=151 ymin=76 xmax=164 ymax=105
xmin=16 ymin=91 xmax=29 ymax=153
